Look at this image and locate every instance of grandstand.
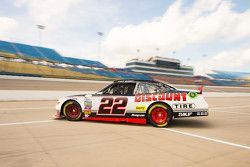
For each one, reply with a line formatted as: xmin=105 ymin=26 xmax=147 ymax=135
xmin=0 ymin=40 xmax=106 ymax=68
xmin=126 ymin=56 xmax=198 ymax=85
xmin=207 ymin=71 xmax=250 ymax=87
xmin=1 ymin=40 xmax=250 ymax=86
xmin=126 ymin=57 xmax=194 ymax=77
xmin=207 ymin=71 xmax=250 ymax=81
xmin=125 ymin=57 xmax=250 ymax=87
xmin=0 ymin=40 xmax=151 ymax=80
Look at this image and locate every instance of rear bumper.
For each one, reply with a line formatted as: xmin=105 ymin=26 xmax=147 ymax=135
xmin=173 ymin=111 xmax=208 ymax=118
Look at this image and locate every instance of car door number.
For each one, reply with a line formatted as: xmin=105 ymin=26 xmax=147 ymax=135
xmin=98 ymin=97 xmax=128 ymax=115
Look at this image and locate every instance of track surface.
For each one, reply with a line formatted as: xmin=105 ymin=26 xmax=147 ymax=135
xmin=0 ymin=97 xmax=250 ymax=167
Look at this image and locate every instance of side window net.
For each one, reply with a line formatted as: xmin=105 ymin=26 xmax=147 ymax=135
xmin=105 ymin=83 xmax=135 ymax=95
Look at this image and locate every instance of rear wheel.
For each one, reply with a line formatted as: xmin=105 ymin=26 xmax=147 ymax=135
xmin=147 ymin=103 xmax=172 ymax=127
xmin=63 ymin=101 xmax=82 ymax=121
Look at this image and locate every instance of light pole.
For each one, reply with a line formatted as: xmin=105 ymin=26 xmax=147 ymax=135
xmin=37 ymin=25 xmax=46 ymax=46
xmin=186 ymin=57 xmax=190 ymax=65
xmin=137 ymin=49 xmax=140 ymax=59
xmin=172 ymin=51 xmax=176 ymax=57
xmin=156 ymin=48 xmax=160 ymax=57
xmin=97 ymin=32 xmax=104 ymax=60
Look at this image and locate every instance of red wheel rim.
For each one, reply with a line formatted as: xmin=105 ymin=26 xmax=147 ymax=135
xmin=65 ymin=103 xmax=81 ymax=119
xmin=151 ymin=107 xmax=168 ymax=124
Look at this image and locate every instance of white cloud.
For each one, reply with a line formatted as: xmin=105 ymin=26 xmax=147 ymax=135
xmin=103 ymin=0 xmax=250 ymax=67
xmin=194 ymin=44 xmax=250 ymax=75
xmin=1 ymin=0 xmax=249 ymax=74
xmin=11 ymin=0 xmax=121 ymax=60
xmin=14 ymin=0 xmax=80 ymax=25
xmin=0 ymin=17 xmax=18 ymax=39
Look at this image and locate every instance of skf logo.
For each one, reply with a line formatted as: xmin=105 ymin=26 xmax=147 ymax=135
xmin=172 ymin=103 xmax=195 ymax=109
xmin=178 ymin=112 xmax=192 ymax=117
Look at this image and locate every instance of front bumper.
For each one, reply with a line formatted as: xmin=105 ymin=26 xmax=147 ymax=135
xmin=53 ymin=101 xmax=64 ymax=119
xmin=53 ymin=111 xmax=63 ymax=119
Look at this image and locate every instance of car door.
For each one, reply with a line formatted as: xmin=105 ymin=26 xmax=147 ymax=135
xmin=90 ymin=82 xmax=136 ymax=117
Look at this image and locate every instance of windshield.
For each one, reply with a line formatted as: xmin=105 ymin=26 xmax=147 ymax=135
xmin=97 ymin=82 xmax=136 ymax=96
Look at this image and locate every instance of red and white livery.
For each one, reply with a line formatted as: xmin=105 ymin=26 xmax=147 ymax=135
xmin=55 ymin=80 xmax=208 ymax=127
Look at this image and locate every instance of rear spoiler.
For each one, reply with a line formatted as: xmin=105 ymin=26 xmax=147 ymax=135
xmin=198 ymin=86 xmax=203 ymax=94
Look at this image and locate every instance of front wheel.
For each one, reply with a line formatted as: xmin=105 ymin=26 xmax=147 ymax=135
xmin=147 ymin=103 xmax=173 ymax=127
xmin=62 ymin=101 xmax=82 ymax=121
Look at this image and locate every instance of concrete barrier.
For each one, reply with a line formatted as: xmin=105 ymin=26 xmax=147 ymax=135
xmin=0 ymin=90 xmax=96 ymax=101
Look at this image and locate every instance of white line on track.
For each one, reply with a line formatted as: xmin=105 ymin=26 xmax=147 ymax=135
xmin=163 ymin=128 xmax=250 ymax=150
xmin=1 ymin=119 xmax=250 ymax=150
xmin=0 ymin=120 xmax=55 ymax=126
xmin=0 ymin=107 xmax=53 ymax=111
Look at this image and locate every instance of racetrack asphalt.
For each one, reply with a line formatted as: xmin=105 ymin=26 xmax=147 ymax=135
xmin=0 ymin=97 xmax=250 ymax=167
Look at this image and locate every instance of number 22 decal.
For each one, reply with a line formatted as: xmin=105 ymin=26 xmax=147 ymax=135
xmin=98 ymin=97 xmax=128 ymax=115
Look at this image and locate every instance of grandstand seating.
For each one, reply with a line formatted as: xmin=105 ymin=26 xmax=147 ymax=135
xmin=151 ymin=75 xmax=215 ymax=85
xmin=2 ymin=40 xmax=249 ymax=86
xmin=0 ymin=40 xmax=106 ymax=68
xmin=36 ymin=46 xmax=66 ymax=63
xmin=63 ymin=57 xmax=106 ymax=68
xmin=94 ymin=70 xmax=118 ymax=78
xmin=206 ymin=71 xmax=250 ymax=86
xmin=69 ymin=67 xmax=96 ymax=75
xmin=0 ymin=41 xmax=17 ymax=54
xmin=211 ymin=80 xmax=245 ymax=87
xmin=0 ymin=60 xmax=108 ymax=80
xmin=208 ymin=71 xmax=250 ymax=80
xmin=70 ymin=67 xmax=151 ymax=80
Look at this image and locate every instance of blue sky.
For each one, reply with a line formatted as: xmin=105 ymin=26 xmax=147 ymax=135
xmin=0 ymin=0 xmax=250 ymax=74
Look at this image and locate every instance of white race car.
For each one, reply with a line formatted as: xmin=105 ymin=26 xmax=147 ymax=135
xmin=55 ymin=79 xmax=208 ymax=127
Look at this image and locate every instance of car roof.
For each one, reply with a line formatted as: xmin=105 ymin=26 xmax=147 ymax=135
xmin=114 ymin=79 xmax=159 ymax=83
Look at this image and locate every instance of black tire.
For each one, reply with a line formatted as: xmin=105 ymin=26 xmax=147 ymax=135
xmin=62 ymin=101 xmax=82 ymax=121
xmin=147 ymin=103 xmax=173 ymax=127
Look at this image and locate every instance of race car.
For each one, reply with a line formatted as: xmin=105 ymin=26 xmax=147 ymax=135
xmin=54 ymin=79 xmax=208 ymax=127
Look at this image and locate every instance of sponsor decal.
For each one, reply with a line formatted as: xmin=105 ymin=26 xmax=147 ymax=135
xmin=84 ymin=98 xmax=92 ymax=107
xmin=136 ymin=106 xmax=146 ymax=111
xmin=188 ymin=92 xmax=198 ymax=99
xmin=131 ymin=114 xmax=145 ymax=117
xmin=135 ymin=92 xmax=187 ymax=102
xmin=174 ymin=111 xmax=208 ymax=117
xmin=97 ymin=97 xmax=128 ymax=115
xmin=83 ymin=107 xmax=92 ymax=117
xmin=172 ymin=103 xmax=195 ymax=109
xmin=84 ymin=97 xmax=92 ymax=117
xmin=197 ymin=111 xmax=208 ymax=116
xmin=178 ymin=112 xmax=192 ymax=117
